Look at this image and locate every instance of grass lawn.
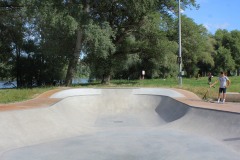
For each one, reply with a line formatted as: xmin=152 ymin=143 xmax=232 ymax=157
xmin=87 ymin=76 xmax=240 ymax=99
xmin=0 ymin=87 xmax=56 ymax=104
xmin=0 ymin=76 xmax=239 ymax=103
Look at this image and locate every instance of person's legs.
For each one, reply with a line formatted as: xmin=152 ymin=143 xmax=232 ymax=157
xmin=222 ymin=88 xmax=227 ymax=103
xmin=217 ymin=88 xmax=222 ymax=103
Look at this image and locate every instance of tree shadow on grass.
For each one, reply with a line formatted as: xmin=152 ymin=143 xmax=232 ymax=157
xmin=112 ymin=81 xmax=138 ymax=86
xmin=73 ymin=82 xmax=101 ymax=87
xmin=72 ymin=80 xmax=139 ymax=87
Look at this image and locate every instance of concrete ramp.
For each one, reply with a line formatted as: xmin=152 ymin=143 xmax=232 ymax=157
xmin=0 ymin=88 xmax=239 ymax=160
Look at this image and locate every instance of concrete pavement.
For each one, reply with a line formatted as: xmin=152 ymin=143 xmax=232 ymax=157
xmin=0 ymin=88 xmax=239 ymax=160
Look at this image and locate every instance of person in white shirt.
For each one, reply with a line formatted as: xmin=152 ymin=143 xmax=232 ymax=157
xmin=210 ymin=72 xmax=230 ymax=103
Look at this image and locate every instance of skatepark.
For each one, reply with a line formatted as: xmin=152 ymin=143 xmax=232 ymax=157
xmin=0 ymin=88 xmax=240 ymax=160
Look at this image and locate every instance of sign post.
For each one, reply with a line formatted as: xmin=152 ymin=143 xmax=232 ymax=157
xmin=142 ymin=70 xmax=145 ymax=80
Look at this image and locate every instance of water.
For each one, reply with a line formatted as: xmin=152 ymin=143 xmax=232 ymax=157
xmin=0 ymin=81 xmax=17 ymax=89
xmin=72 ymin=78 xmax=89 ymax=84
xmin=0 ymin=78 xmax=89 ymax=89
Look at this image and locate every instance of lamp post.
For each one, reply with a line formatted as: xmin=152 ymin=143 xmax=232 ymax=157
xmin=178 ymin=0 xmax=182 ymax=87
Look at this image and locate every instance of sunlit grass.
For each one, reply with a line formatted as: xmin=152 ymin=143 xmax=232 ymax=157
xmin=100 ymin=76 xmax=239 ymax=99
xmin=0 ymin=76 xmax=239 ymax=103
xmin=0 ymin=87 xmax=55 ymax=104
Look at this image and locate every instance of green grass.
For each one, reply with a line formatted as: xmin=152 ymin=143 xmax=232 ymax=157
xmin=0 ymin=76 xmax=239 ymax=103
xmin=82 ymin=76 xmax=240 ymax=99
xmin=0 ymin=87 xmax=55 ymax=104
xmin=181 ymin=76 xmax=240 ymax=99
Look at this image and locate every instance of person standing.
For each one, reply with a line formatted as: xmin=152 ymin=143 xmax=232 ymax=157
xmin=208 ymin=72 xmax=213 ymax=84
xmin=210 ymin=71 xmax=230 ymax=103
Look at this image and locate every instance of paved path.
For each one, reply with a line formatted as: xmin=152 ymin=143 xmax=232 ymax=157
xmin=173 ymin=88 xmax=240 ymax=113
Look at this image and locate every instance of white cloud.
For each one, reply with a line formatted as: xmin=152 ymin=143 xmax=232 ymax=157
xmin=203 ymin=23 xmax=230 ymax=33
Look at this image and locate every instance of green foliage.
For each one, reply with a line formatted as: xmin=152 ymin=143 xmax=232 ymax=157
xmin=3 ymin=0 xmax=240 ymax=88
xmin=213 ymin=29 xmax=240 ymax=75
xmin=169 ymin=15 xmax=214 ymax=77
xmin=159 ymin=51 xmax=178 ymax=78
xmin=113 ymin=12 xmax=179 ymax=79
xmin=75 ymin=62 xmax=90 ymax=78
xmin=230 ymin=30 xmax=240 ymax=69
xmin=84 ymin=22 xmax=115 ymax=59
xmin=83 ymin=22 xmax=115 ymax=80
xmin=0 ymin=0 xmax=26 ymax=81
xmin=213 ymin=46 xmax=235 ymax=72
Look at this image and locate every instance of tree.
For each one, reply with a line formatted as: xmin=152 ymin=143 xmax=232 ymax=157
xmin=229 ymin=30 xmax=240 ymax=75
xmin=21 ymin=0 xmax=85 ymax=86
xmin=0 ymin=0 xmax=26 ymax=85
xmin=168 ymin=15 xmax=214 ymax=77
xmin=87 ymin=0 xmax=198 ymax=82
xmin=213 ymin=46 xmax=235 ymax=73
xmin=134 ymin=12 xmax=179 ymax=79
xmin=1 ymin=0 xmax=198 ymax=85
xmin=83 ymin=22 xmax=115 ymax=83
xmin=213 ymin=29 xmax=238 ymax=75
xmin=64 ymin=0 xmax=90 ymax=86
xmin=0 ymin=16 xmax=13 ymax=79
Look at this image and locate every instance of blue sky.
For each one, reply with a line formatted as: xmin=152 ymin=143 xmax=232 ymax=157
xmin=184 ymin=0 xmax=240 ymax=34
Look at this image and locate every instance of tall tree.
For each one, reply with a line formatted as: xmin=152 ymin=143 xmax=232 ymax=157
xmin=0 ymin=0 xmax=27 ymax=85
xmin=213 ymin=29 xmax=238 ymax=75
xmin=229 ymin=30 xmax=240 ymax=75
xmin=17 ymin=0 xmax=198 ymax=85
xmin=169 ymin=15 xmax=214 ymax=77
xmin=87 ymin=0 xmax=198 ymax=82
xmin=213 ymin=46 xmax=235 ymax=73
xmin=83 ymin=22 xmax=115 ymax=83
xmin=0 ymin=12 xmax=13 ymax=79
xmin=22 ymin=0 xmax=84 ymax=85
xmin=65 ymin=0 xmax=90 ymax=86
xmin=132 ymin=12 xmax=179 ymax=79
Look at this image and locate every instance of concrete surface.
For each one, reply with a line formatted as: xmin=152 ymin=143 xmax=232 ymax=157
xmin=226 ymin=92 xmax=240 ymax=102
xmin=0 ymin=88 xmax=240 ymax=160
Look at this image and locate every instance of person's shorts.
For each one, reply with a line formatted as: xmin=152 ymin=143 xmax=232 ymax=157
xmin=219 ymin=88 xmax=227 ymax=93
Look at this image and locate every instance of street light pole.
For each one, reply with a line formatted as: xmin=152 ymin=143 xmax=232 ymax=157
xmin=178 ymin=0 xmax=182 ymax=87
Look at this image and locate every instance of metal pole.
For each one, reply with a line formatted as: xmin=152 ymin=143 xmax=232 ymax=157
xmin=178 ymin=0 xmax=182 ymax=87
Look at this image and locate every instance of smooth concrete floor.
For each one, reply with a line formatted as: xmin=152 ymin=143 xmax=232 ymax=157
xmin=1 ymin=129 xmax=240 ymax=160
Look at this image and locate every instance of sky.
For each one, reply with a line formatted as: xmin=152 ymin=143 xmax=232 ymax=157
xmin=184 ymin=0 xmax=240 ymax=34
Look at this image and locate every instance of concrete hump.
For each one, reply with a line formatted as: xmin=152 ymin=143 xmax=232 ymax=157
xmin=50 ymin=88 xmax=101 ymax=98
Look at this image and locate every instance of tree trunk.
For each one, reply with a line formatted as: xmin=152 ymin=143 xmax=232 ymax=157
xmin=65 ymin=0 xmax=89 ymax=86
xmin=65 ymin=29 xmax=83 ymax=86
xmin=101 ymin=74 xmax=111 ymax=84
xmin=16 ymin=46 xmax=22 ymax=88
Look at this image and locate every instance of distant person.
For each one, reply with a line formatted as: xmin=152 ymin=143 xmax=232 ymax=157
xmin=208 ymin=72 xmax=213 ymax=84
xmin=210 ymin=71 xmax=230 ymax=103
xmin=53 ymin=80 xmax=56 ymax=86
